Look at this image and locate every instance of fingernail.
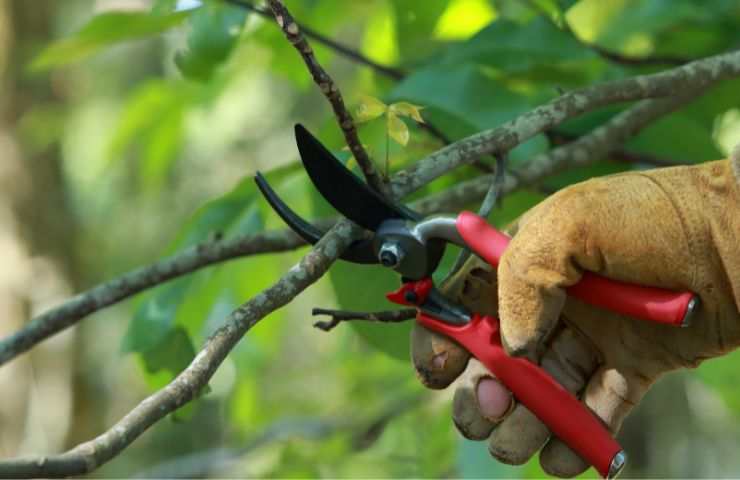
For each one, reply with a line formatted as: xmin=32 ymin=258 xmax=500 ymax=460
xmin=432 ymin=351 xmax=448 ymax=370
xmin=476 ymin=377 xmax=514 ymax=422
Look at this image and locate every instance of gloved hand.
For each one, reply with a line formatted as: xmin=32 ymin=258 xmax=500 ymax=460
xmin=412 ymin=152 xmax=740 ymax=477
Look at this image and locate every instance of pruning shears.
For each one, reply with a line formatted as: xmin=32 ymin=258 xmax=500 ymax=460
xmin=255 ymin=125 xmax=700 ymax=479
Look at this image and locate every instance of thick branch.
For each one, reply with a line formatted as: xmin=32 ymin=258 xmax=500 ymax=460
xmin=0 ymin=219 xmax=361 ymax=478
xmin=391 ymin=49 xmax=740 ymax=197
xmin=414 ymin=90 xmax=704 ymax=214
xmin=0 ymin=224 xmax=323 ymax=366
xmin=265 ymin=0 xmax=388 ymax=195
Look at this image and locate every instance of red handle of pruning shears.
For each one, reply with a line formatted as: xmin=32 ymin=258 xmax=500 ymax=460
xmin=456 ymin=211 xmax=698 ymax=327
xmin=415 ymin=311 xmax=623 ymax=478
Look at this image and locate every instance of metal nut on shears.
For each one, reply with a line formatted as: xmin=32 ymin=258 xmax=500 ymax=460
xmin=378 ymin=241 xmax=405 ymax=267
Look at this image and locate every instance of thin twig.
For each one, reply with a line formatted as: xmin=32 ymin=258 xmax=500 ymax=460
xmin=223 ymin=0 xmax=406 ymax=80
xmin=590 ymin=45 xmax=690 ymax=67
xmin=265 ymin=0 xmax=388 ymax=196
xmin=545 ymin=130 xmax=692 ymax=167
xmin=445 ymin=152 xmax=506 ymax=279
xmin=312 ymin=307 xmax=416 ymax=331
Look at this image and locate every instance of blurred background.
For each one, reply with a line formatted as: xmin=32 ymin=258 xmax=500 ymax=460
xmin=1 ymin=0 xmax=740 ymax=477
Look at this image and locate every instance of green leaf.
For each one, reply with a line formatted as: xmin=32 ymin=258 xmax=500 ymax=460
xmin=627 ymin=112 xmax=722 ymax=162
xmin=141 ymin=98 xmax=188 ymax=190
xmin=531 ymin=0 xmax=566 ymax=26
xmin=390 ymin=63 xmax=531 ymax=131
xmin=356 ymin=95 xmax=388 ymax=123
xmin=107 ymin=80 xmax=197 ymax=190
xmin=387 ymin=111 xmax=410 ymax=146
xmin=457 ymin=438 xmax=521 ymax=478
xmin=389 ymin=62 xmax=549 ymax=164
xmin=441 ymin=17 xmax=597 ymax=75
xmin=122 ymin=175 xmax=264 ymax=380
xmin=697 ymin=349 xmax=740 ymax=416
xmin=389 ymin=101 xmax=425 ymax=123
xmin=30 ymin=11 xmax=190 ymax=71
xmin=137 ymin=326 xmax=198 ymax=385
xmin=175 ymin=3 xmax=248 ymax=81
xmin=328 ymin=261 xmax=411 ymax=361
xmin=542 ymin=160 xmax=629 ymax=192
xmin=151 ymin=0 xmax=182 ymax=14
xmin=391 ymin=0 xmax=448 ymax=59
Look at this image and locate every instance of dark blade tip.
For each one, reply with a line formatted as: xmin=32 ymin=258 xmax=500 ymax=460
xmin=253 ymin=170 xmax=378 ymax=265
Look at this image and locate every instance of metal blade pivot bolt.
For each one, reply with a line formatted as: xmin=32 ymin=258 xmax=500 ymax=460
xmin=379 ymin=241 xmax=405 ymax=268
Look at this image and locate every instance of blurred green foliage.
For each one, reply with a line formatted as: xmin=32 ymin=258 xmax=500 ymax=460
xmin=26 ymin=0 xmax=740 ymax=477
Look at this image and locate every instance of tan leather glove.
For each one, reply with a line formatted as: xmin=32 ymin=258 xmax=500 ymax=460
xmin=412 ymin=151 xmax=740 ymax=477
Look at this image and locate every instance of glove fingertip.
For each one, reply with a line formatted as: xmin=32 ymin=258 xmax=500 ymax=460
xmin=539 ymin=438 xmax=590 ymax=478
xmin=411 ymin=324 xmax=469 ymax=389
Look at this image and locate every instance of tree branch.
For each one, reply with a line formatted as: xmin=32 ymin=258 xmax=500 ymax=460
xmin=590 ymin=45 xmax=690 ymax=67
xmin=390 ymin=49 xmax=740 ymax=197
xmin=312 ymin=307 xmax=416 ymax=331
xmin=265 ymin=0 xmax=388 ymax=196
xmin=413 ymin=90 xmax=706 ymax=215
xmin=544 ymin=130 xmax=691 ymax=167
xmin=0 ymin=219 xmax=362 ymax=479
xmin=0 ymin=224 xmax=320 ymax=366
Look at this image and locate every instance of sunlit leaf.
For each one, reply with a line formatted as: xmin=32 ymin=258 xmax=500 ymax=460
xmin=387 ymin=111 xmax=409 ymax=146
xmin=440 ymin=17 xmax=597 ymax=76
xmin=391 ymin=0 xmax=448 ymax=60
xmin=107 ymin=79 xmax=196 ymax=188
xmin=122 ymin=176 xmax=264 ymax=383
xmin=697 ymin=349 xmax=740 ymax=416
xmin=390 ymin=63 xmax=531 ymax=132
xmin=356 ymin=95 xmax=388 ymax=123
xmin=530 ymin=0 xmax=566 ymax=27
xmin=30 ymin=11 xmax=190 ymax=71
xmin=389 ymin=101 xmax=425 ymax=124
xmin=434 ymin=0 xmax=496 ymax=40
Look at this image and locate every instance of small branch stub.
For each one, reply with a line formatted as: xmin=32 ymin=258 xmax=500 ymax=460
xmin=312 ymin=308 xmax=416 ymax=331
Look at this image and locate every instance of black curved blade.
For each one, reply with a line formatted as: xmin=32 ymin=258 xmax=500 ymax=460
xmin=254 ymin=172 xmax=378 ymax=264
xmin=294 ymin=124 xmax=422 ymax=232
